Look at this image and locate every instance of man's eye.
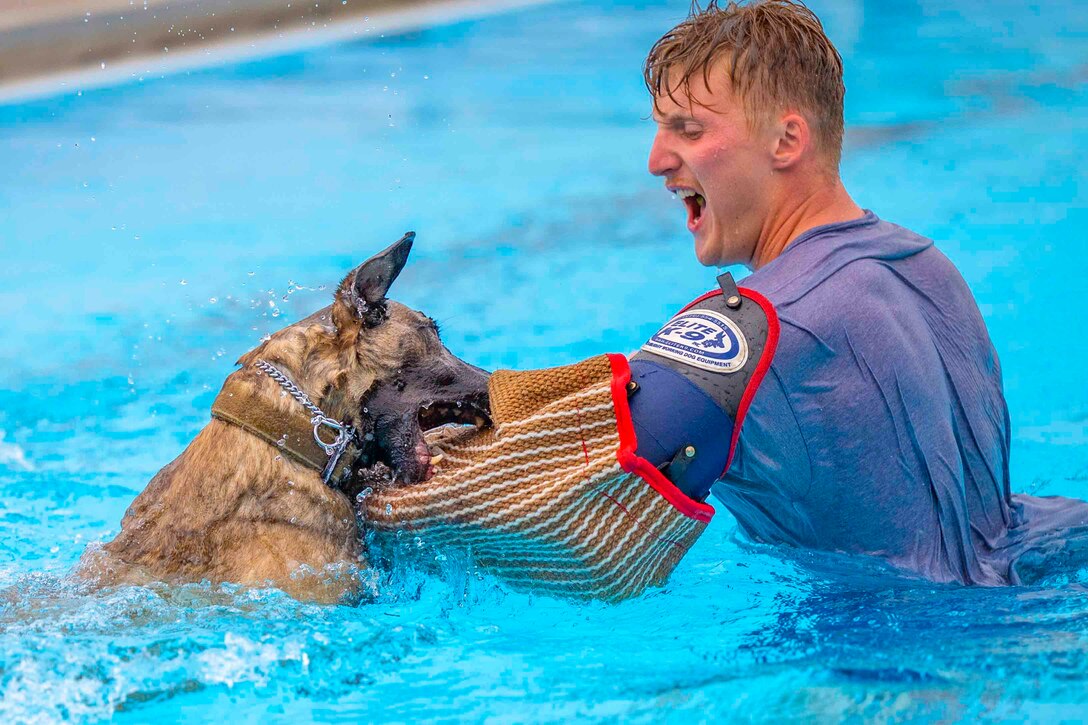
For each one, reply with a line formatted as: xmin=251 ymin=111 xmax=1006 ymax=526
xmin=681 ymin=125 xmax=703 ymax=139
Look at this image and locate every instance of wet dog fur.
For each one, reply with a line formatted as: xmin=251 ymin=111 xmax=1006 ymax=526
xmin=78 ymin=235 xmax=490 ymax=603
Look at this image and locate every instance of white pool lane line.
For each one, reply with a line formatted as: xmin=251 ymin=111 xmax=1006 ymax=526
xmin=0 ymin=0 xmax=557 ymax=105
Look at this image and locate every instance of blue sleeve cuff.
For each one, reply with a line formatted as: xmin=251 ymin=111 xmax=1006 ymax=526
xmin=627 ymin=358 xmax=733 ymax=500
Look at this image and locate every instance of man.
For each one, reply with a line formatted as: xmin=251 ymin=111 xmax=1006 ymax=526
xmin=628 ymin=0 xmax=1088 ymax=585
xmin=364 ymin=0 xmax=1088 ymax=596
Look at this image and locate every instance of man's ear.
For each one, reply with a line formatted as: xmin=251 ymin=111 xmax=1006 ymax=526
xmin=770 ymin=112 xmax=810 ymax=170
xmin=338 ymin=232 xmax=415 ymax=320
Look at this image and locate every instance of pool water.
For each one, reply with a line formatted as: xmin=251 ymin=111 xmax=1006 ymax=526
xmin=2 ymin=0 xmax=1088 ymax=720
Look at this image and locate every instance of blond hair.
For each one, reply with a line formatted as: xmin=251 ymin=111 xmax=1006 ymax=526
xmin=644 ymin=0 xmax=846 ymax=168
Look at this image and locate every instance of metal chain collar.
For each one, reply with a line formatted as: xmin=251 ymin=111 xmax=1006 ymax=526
xmin=254 ymin=359 xmax=358 ymax=485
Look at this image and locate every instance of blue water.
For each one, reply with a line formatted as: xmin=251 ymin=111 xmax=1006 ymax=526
xmin=1 ymin=0 xmax=1087 ymax=720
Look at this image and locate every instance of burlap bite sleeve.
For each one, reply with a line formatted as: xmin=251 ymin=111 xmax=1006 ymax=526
xmin=362 ymin=354 xmax=715 ymax=602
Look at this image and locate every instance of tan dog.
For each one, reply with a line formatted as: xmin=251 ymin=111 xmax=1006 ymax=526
xmin=79 ymin=234 xmax=490 ymax=603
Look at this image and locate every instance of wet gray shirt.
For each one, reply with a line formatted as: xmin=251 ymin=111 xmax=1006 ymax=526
xmin=712 ymin=211 xmax=1088 ymax=584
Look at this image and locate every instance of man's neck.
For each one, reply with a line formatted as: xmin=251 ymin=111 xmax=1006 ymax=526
xmin=751 ymin=179 xmax=864 ymax=270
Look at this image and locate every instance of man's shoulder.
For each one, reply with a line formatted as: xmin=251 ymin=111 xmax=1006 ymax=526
xmin=743 ymin=215 xmax=965 ymax=318
xmin=741 ymin=216 xmax=983 ymax=364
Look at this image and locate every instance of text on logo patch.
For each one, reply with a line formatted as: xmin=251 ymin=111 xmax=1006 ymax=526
xmin=641 ymin=309 xmax=749 ymax=373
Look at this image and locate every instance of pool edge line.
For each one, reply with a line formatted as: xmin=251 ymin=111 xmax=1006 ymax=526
xmin=0 ymin=0 xmax=559 ymax=106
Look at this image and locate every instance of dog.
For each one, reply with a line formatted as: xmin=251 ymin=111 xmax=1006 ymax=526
xmin=78 ymin=233 xmax=491 ymax=603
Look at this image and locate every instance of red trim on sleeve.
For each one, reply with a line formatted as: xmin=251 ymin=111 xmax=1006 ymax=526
xmin=606 ymin=353 xmax=716 ymax=523
xmin=724 ymin=287 xmax=779 ymax=475
xmin=669 ymin=286 xmax=781 ymax=477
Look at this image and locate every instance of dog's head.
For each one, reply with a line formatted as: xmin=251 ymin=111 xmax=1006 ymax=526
xmin=239 ymin=233 xmax=491 ymax=486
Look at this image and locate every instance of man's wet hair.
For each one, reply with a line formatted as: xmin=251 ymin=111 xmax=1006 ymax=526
xmin=644 ymin=0 xmax=846 ymax=169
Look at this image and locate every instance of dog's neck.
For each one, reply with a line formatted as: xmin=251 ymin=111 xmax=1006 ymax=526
xmin=215 ymin=319 xmax=380 ymax=489
xmin=237 ymin=314 xmax=376 ymax=423
xmin=211 ymin=363 xmax=365 ymax=488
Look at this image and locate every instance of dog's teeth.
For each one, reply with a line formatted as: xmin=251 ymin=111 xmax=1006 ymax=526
xmin=431 ymin=453 xmax=444 ymax=465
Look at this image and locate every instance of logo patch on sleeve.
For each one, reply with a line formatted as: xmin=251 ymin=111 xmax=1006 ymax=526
xmin=641 ymin=310 xmax=749 ymax=373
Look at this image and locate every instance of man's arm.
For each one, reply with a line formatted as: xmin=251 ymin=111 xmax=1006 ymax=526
xmin=628 ymin=272 xmax=778 ymax=500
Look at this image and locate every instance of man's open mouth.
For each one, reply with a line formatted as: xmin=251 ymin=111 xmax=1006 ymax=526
xmin=676 ymin=188 xmax=706 ymax=231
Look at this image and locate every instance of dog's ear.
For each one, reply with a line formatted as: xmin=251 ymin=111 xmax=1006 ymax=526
xmin=338 ymin=232 xmax=414 ymax=323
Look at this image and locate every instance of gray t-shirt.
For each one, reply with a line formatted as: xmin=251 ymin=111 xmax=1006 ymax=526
xmin=712 ymin=211 xmax=1088 ymax=584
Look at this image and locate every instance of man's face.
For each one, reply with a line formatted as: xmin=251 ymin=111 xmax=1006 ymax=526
xmin=648 ymin=70 xmax=774 ymax=268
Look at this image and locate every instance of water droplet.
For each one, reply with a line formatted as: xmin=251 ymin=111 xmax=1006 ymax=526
xmin=179 ymin=279 xmax=187 ymax=285
xmin=209 ymin=297 xmax=217 ymax=303
xmin=385 ymin=503 xmax=393 ymax=515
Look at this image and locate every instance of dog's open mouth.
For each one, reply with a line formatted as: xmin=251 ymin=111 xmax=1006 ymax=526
xmin=411 ymin=391 xmax=489 ymax=476
xmin=417 ymin=397 xmax=491 ymax=432
xmin=363 ymin=393 xmax=491 ymax=487
xmin=414 ymin=395 xmax=492 ymax=481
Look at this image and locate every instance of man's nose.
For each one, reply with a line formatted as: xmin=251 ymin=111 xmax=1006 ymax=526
xmin=648 ymin=130 xmax=680 ymax=177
